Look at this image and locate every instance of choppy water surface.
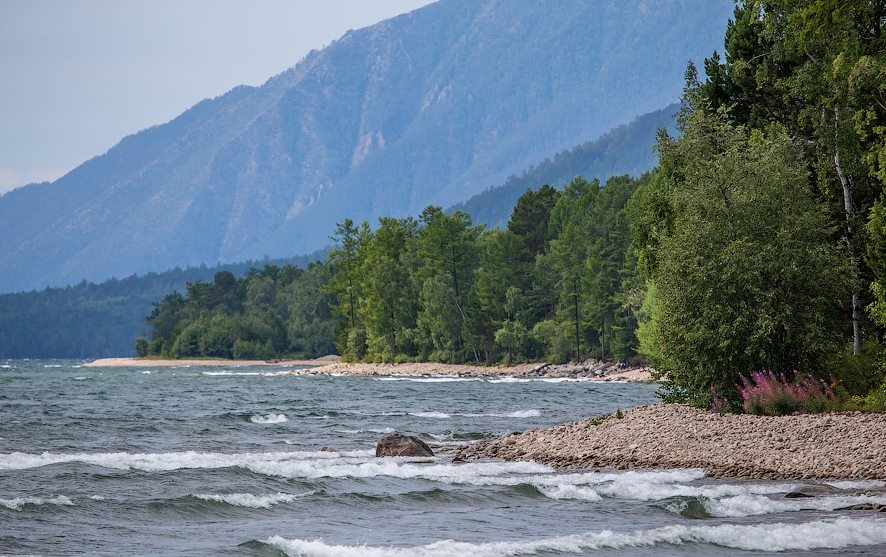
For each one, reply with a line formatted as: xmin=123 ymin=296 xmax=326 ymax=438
xmin=1 ymin=360 xmax=884 ymax=556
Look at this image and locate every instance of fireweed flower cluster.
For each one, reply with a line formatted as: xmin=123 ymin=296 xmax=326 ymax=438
xmin=738 ymin=370 xmax=838 ymax=416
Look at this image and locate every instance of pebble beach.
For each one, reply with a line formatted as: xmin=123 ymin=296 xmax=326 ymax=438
xmin=454 ymin=403 xmax=886 ymax=480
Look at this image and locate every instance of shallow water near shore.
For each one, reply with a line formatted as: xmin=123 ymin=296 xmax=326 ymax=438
xmin=2 ymin=360 xmax=884 ymax=556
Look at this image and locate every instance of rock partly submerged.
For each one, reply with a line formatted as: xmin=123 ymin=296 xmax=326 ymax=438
xmin=376 ymin=434 xmax=435 ymax=458
xmin=453 ymin=404 xmax=886 ymax=480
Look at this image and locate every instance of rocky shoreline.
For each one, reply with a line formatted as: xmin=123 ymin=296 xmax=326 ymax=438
xmin=83 ymin=357 xmax=653 ymax=382
xmin=453 ymin=404 xmax=886 ymax=480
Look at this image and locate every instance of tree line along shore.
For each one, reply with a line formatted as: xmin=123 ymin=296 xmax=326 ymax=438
xmin=135 ymin=1 xmax=885 ymax=418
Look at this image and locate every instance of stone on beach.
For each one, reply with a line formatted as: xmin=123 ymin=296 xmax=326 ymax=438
xmin=376 ymin=434 xmax=435 ymax=457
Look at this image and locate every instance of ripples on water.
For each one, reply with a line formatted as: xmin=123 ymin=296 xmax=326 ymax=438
xmin=1 ymin=361 xmax=884 ymax=556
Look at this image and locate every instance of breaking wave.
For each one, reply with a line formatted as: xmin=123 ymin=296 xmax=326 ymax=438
xmin=668 ymin=493 xmax=886 ymax=518
xmin=250 ymin=413 xmax=288 ymax=424
xmin=409 ymin=410 xmax=540 ymax=419
xmin=262 ymin=517 xmax=886 ymax=556
xmin=202 ymin=370 xmax=292 ymax=377
xmin=193 ymin=491 xmax=314 ymax=509
xmin=0 ymin=495 xmax=74 ymax=511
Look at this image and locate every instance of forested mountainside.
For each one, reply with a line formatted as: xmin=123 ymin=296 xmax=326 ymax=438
xmin=0 ymin=252 xmax=324 ymax=358
xmin=450 ymin=104 xmax=678 ymax=228
xmin=0 ymin=0 xmax=731 ymax=293
xmin=0 ymin=103 xmax=669 ymax=359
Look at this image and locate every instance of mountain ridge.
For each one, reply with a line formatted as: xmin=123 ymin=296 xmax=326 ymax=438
xmin=0 ymin=0 xmax=732 ymax=293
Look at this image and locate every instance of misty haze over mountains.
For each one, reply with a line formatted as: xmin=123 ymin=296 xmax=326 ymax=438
xmin=0 ymin=0 xmax=732 ymax=293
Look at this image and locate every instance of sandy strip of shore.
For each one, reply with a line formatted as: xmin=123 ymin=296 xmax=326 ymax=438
xmin=82 ymin=355 xmax=342 ymax=368
xmin=453 ymin=404 xmax=886 ymax=480
xmin=83 ymin=357 xmax=652 ymax=381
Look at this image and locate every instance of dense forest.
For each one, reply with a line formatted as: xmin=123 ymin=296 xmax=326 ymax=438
xmin=0 ymin=253 xmax=325 ymax=358
xmin=141 ymin=175 xmax=641 ymax=365
xmin=144 ymin=0 xmax=885 ymax=409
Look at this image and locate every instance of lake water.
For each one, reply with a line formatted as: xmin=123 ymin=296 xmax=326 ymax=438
xmin=1 ymin=360 xmax=885 ymax=556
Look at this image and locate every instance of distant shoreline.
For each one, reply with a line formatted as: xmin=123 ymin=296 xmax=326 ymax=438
xmin=82 ymin=357 xmax=653 ymax=382
xmin=81 ymin=355 xmax=341 ymax=368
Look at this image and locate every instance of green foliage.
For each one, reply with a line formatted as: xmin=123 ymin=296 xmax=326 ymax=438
xmin=633 ymin=108 xmax=851 ymax=405
xmin=144 ymin=265 xmax=339 ymax=360
xmin=322 ymin=177 xmax=647 ymax=365
xmin=134 ymin=338 xmax=148 ymax=358
xmin=0 ymin=252 xmax=327 ymax=358
xmin=842 ymin=382 xmax=886 ymax=412
xmin=698 ymin=0 xmax=886 ymax=371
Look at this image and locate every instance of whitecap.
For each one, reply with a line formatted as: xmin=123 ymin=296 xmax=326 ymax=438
xmin=141 ymin=371 xmax=152 ymax=375
xmin=0 ymin=450 xmax=548 ymax=482
xmin=194 ymin=491 xmax=313 ymax=509
xmin=409 ymin=410 xmax=539 ymax=419
xmin=537 ymin=484 xmax=603 ymax=501
xmin=250 ymin=414 xmax=288 ymax=424
xmin=410 ymin=412 xmax=452 ymax=419
xmin=461 ymin=410 xmax=541 ymax=418
xmin=0 ymin=495 xmax=74 ymax=511
xmin=377 ymin=376 xmax=482 ymax=383
xmin=43 ymin=364 xmax=62 ymax=368
xmin=73 ymin=376 xmax=88 ymax=381
xmin=826 ymin=480 xmax=886 ymax=490
xmin=0 ymin=364 xmax=12 ymax=369
xmin=202 ymin=370 xmax=292 ymax=377
xmin=89 ymin=495 xmax=105 ymax=501
xmin=265 ymin=518 xmax=886 ymax=556
xmin=703 ymin=493 xmax=886 ymax=518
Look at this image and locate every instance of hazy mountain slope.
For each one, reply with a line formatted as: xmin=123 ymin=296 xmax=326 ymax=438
xmin=0 ymin=0 xmax=732 ymax=293
xmin=451 ymin=104 xmax=679 ymax=229
xmin=0 ymin=251 xmax=326 ymax=359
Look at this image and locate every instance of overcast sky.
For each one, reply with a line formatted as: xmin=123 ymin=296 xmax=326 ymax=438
xmin=0 ymin=0 xmax=433 ymax=194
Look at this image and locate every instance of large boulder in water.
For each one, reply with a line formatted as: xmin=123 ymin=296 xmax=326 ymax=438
xmin=375 ymin=434 xmax=434 ymax=457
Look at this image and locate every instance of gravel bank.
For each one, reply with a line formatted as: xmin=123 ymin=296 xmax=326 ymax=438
xmin=301 ymin=360 xmax=652 ymax=381
xmin=453 ymin=404 xmax=886 ymax=480
xmin=85 ymin=357 xmax=652 ymax=381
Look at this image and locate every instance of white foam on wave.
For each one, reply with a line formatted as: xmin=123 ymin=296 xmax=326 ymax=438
xmin=0 ymin=495 xmax=74 ymax=511
xmin=73 ymin=376 xmax=89 ymax=380
xmin=409 ymin=410 xmax=540 ymax=419
xmin=0 ymin=364 xmax=12 ymax=369
xmin=463 ymin=410 xmax=541 ymax=418
xmin=702 ymin=493 xmax=886 ymax=518
xmin=203 ymin=370 xmax=292 ymax=377
xmin=826 ymin=480 xmax=886 ymax=490
xmin=141 ymin=371 xmax=152 ymax=375
xmin=0 ymin=450 xmax=549 ymax=483
xmin=537 ymin=484 xmax=603 ymax=501
xmin=265 ymin=517 xmax=886 ymax=556
xmin=43 ymin=364 xmax=62 ymax=368
xmin=0 ymin=449 xmax=371 ymax=472
xmin=194 ymin=491 xmax=314 ymax=509
xmin=333 ymin=426 xmax=397 ymax=435
xmin=376 ymin=376 xmax=482 ymax=383
xmin=250 ymin=413 xmax=288 ymax=424
xmin=89 ymin=495 xmax=105 ymax=501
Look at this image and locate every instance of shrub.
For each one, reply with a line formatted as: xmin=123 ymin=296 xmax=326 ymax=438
xmin=842 ymin=382 xmax=886 ymax=412
xmin=738 ymin=370 xmax=838 ymax=416
xmin=232 ymin=339 xmax=271 ymax=360
xmin=134 ymin=338 xmax=148 ymax=358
